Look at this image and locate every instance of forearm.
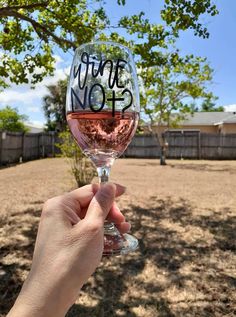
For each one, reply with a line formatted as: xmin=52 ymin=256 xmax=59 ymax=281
xmin=7 ymin=301 xmax=66 ymax=317
xmin=7 ymin=289 xmax=67 ymax=317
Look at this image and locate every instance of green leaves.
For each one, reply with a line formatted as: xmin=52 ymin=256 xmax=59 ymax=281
xmin=139 ymin=51 xmax=216 ymax=126
xmin=43 ymin=78 xmax=68 ymax=132
xmin=0 ymin=0 xmax=110 ymax=88
xmin=0 ymin=0 xmax=218 ymax=90
xmin=0 ymin=106 xmax=29 ymax=132
xmin=161 ymin=0 xmax=218 ymax=38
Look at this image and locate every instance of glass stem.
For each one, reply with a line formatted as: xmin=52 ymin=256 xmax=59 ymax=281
xmin=97 ymin=166 xmax=115 ymax=231
xmin=97 ymin=166 xmax=111 ymax=184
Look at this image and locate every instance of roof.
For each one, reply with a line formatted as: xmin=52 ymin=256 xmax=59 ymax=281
xmin=25 ymin=124 xmax=44 ymax=133
xmin=216 ymin=114 xmax=236 ymax=124
xmin=180 ymin=112 xmax=236 ymax=126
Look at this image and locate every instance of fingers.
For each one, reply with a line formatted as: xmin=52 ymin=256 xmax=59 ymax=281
xmin=85 ymin=183 xmax=117 ymax=224
xmin=68 ymin=183 xmax=126 ymax=210
xmin=43 ymin=183 xmax=126 ymax=228
xmin=115 ymin=222 xmax=131 ymax=234
xmin=67 ymin=184 xmax=100 ymax=209
xmin=107 ymin=202 xmax=125 ymax=223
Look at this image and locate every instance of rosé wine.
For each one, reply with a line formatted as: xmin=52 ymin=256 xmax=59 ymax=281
xmin=67 ymin=110 xmax=138 ymax=166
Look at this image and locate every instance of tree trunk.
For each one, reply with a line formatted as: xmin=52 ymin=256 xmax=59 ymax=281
xmin=149 ymin=126 xmax=168 ymax=166
xmin=156 ymin=131 xmax=168 ymax=166
xmin=160 ymin=145 xmax=167 ymax=165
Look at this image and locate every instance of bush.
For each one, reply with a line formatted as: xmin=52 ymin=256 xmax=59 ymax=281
xmin=56 ymin=130 xmax=96 ymax=187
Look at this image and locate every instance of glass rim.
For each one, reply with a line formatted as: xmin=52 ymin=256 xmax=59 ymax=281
xmin=74 ymin=40 xmax=132 ymax=54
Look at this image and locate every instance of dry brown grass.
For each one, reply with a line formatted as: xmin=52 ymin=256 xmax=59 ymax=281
xmin=0 ymin=158 xmax=236 ymax=316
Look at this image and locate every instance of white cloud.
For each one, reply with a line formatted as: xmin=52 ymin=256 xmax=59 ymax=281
xmin=224 ymin=104 xmax=236 ymax=112
xmin=0 ymin=56 xmax=70 ymax=108
xmin=27 ymin=106 xmax=41 ymax=113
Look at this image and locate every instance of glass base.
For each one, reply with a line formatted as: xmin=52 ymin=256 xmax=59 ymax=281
xmin=103 ymin=223 xmax=138 ymax=256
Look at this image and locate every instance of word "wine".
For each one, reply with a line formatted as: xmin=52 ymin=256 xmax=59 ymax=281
xmin=71 ymin=52 xmax=133 ymax=116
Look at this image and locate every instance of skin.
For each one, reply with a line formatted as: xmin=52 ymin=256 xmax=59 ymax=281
xmin=7 ymin=183 xmax=129 ymax=317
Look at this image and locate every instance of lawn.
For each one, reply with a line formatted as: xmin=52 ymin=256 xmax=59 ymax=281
xmin=0 ymin=158 xmax=236 ymax=316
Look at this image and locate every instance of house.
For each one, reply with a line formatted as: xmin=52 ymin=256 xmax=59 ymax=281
xmin=25 ymin=123 xmax=44 ymax=133
xmin=142 ymin=112 xmax=236 ymax=134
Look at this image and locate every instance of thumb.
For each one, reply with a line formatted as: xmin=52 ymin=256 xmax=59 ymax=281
xmin=85 ymin=183 xmax=116 ymax=224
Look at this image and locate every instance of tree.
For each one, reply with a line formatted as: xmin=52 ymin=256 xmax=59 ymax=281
xmin=98 ymin=9 xmax=218 ymax=165
xmin=43 ymin=79 xmax=67 ymax=132
xmin=0 ymin=106 xmax=29 ymax=132
xmin=139 ymin=53 xmax=215 ymax=165
xmin=0 ymin=1 xmax=218 ymax=90
xmin=0 ymin=0 xmax=109 ymax=89
xmin=200 ymin=97 xmax=224 ymax=112
xmin=0 ymin=1 xmax=219 ymax=165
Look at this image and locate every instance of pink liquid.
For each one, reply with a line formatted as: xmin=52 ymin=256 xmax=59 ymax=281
xmin=67 ymin=111 xmax=138 ymax=166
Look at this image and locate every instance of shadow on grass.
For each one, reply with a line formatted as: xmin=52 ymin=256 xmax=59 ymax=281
xmin=0 ymin=208 xmax=40 ymax=315
xmin=169 ymin=162 xmax=236 ymax=174
xmin=1 ymin=197 xmax=235 ymax=317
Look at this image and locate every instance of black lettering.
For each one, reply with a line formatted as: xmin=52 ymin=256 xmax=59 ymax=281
xmin=88 ymin=83 xmax=105 ymax=112
xmin=107 ymin=90 xmax=125 ymax=117
xmin=121 ymin=88 xmax=133 ymax=116
xmin=71 ymin=87 xmax=87 ymax=111
xmin=92 ymin=59 xmax=114 ymax=88
xmin=115 ymin=59 xmax=127 ymax=88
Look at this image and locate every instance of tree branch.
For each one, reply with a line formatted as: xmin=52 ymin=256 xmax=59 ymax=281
xmin=0 ymin=3 xmax=48 ymax=12
xmin=0 ymin=9 xmax=77 ymax=49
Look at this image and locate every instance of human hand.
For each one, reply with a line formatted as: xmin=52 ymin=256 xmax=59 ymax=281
xmin=8 ymin=183 xmax=129 ymax=317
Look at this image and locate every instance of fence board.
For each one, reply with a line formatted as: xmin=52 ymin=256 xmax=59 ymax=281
xmin=1 ymin=131 xmax=236 ymax=165
xmin=0 ymin=131 xmax=57 ymax=165
xmin=124 ymin=132 xmax=236 ymax=160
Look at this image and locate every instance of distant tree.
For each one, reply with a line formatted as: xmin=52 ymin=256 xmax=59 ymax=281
xmin=139 ymin=53 xmax=214 ymax=165
xmin=42 ymin=79 xmax=67 ymax=132
xmin=0 ymin=106 xmax=29 ymax=132
xmin=200 ymin=97 xmax=224 ymax=112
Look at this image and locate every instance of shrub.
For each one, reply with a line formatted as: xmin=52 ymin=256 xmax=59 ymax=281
xmin=56 ymin=130 xmax=96 ymax=187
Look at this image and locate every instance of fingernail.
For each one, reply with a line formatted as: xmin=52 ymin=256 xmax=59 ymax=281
xmin=126 ymin=222 xmax=131 ymax=232
xmin=115 ymin=183 xmax=127 ymax=192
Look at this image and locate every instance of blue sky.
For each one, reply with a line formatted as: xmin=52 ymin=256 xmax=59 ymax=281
xmin=0 ymin=0 xmax=236 ymax=127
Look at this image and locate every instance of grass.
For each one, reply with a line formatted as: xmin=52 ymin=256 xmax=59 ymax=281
xmin=0 ymin=158 xmax=236 ymax=316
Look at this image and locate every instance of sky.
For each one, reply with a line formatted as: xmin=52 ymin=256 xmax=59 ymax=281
xmin=0 ymin=0 xmax=236 ymax=127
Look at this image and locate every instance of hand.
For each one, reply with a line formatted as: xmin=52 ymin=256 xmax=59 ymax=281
xmin=8 ymin=183 xmax=129 ymax=317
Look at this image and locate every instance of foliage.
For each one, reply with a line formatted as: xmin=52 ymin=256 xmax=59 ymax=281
xmin=200 ymin=97 xmax=224 ymax=112
xmin=140 ymin=54 xmax=215 ymax=126
xmin=97 ymin=9 xmax=217 ymax=124
xmin=0 ymin=106 xmax=29 ymax=132
xmin=43 ymin=79 xmax=67 ymax=132
xmin=0 ymin=0 xmax=109 ymax=89
xmin=0 ymin=0 xmax=218 ymax=90
xmin=0 ymin=0 xmax=219 ymax=165
xmin=99 ymin=7 xmax=218 ymax=165
xmin=138 ymin=52 xmax=215 ymax=165
xmin=161 ymin=0 xmax=218 ymax=38
xmin=56 ymin=129 xmax=96 ymax=187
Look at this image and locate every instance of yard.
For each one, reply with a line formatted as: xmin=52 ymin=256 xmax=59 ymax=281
xmin=0 ymin=158 xmax=235 ymax=316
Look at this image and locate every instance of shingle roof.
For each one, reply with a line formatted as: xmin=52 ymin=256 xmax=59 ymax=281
xmin=220 ymin=114 xmax=236 ymax=124
xmin=181 ymin=112 xmax=236 ymax=126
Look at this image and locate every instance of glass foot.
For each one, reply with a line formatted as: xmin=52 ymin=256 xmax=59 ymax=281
xmin=103 ymin=223 xmax=139 ymax=256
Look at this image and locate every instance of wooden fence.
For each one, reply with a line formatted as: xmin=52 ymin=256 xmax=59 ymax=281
xmin=124 ymin=131 xmax=236 ymax=159
xmin=1 ymin=130 xmax=236 ymax=165
xmin=0 ymin=131 xmax=58 ymax=165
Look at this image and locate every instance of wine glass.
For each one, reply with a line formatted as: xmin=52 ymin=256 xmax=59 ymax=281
xmin=66 ymin=41 xmax=140 ymax=256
